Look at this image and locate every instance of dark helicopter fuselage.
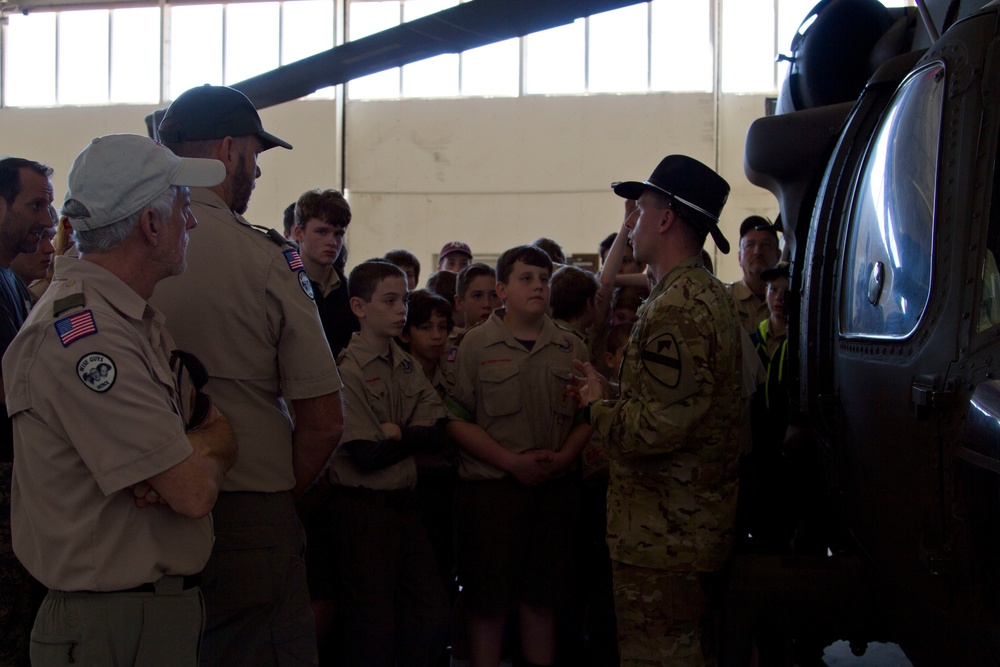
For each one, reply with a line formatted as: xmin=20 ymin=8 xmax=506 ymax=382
xmin=744 ymin=0 xmax=1000 ymax=662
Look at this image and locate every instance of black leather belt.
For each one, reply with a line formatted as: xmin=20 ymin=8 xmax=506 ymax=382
xmin=99 ymin=574 xmax=201 ymax=595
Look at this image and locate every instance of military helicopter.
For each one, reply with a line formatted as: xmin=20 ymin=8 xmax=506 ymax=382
xmin=741 ymin=0 xmax=1000 ymax=663
xmin=138 ymin=0 xmax=1000 ymax=660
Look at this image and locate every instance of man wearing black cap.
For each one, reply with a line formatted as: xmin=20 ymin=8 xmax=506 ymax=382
xmin=153 ymin=85 xmax=345 ymax=665
xmin=571 ymin=155 xmax=743 ymax=666
xmin=730 ymin=215 xmax=781 ymax=335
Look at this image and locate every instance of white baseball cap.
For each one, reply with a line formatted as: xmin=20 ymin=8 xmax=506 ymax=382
xmin=64 ymin=133 xmax=225 ymax=231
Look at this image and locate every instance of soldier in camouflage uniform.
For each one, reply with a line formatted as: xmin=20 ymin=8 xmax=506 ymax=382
xmin=572 ymin=155 xmax=743 ymax=666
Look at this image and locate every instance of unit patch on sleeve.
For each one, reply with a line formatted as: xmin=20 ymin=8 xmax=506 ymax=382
xmin=641 ymin=332 xmax=682 ymax=388
xmin=55 ymin=310 xmax=97 ymax=347
xmin=77 ymin=353 xmax=116 ymax=393
xmin=298 ymin=271 xmax=315 ymax=299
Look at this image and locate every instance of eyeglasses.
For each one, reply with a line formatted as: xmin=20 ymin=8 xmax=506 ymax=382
xmin=740 ymin=239 xmax=778 ymax=252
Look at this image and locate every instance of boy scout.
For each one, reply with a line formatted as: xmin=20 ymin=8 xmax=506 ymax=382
xmin=450 ymin=244 xmax=592 ymax=667
xmin=4 ymin=134 xmax=236 ymax=664
xmin=572 ymin=155 xmax=743 ymax=666
xmin=328 ymin=260 xmax=451 ymax=667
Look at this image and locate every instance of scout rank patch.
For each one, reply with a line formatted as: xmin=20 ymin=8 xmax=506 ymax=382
xmin=77 ymin=352 xmax=116 ymax=393
xmin=55 ymin=310 xmax=97 ymax=347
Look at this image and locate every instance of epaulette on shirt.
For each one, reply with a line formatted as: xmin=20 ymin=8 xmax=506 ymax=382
xmin=51 ymin=280 xmax=98 ymax=347
xmin=248 ymin=223 xmax=316 ymax=301
xmin=249 ymin=223 xmax=292 ymax=248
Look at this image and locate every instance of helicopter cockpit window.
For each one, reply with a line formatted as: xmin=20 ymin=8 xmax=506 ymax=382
xmin=840 ymin=63 xmax=943 ymax=339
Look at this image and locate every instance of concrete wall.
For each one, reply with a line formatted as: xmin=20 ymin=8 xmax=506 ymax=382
xmin=0 ymin=91 xmax=777 ymax=284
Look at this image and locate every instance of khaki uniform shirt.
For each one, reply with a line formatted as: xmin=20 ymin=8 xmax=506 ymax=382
xmin=441 ymin=324 xmax=475 ymax=393
xmin=330 ymin=335 xmax=446 ymax=491
xmin=428 ymin=363 xmax=455 ymax=402
xmin=313 ymin=267 xmax=341 ymax=298
xmin=451 ymin=310 xmax=589 ymax=481
xmin=591 ymin=255 xmax=743 ymax=572
xmin=4 ymin=257 xmax=212 ymax=591
xmin=152 ymin=188 xmax=342 ymax=492
xmin=728 ymin=278 xmax=769 ymax=335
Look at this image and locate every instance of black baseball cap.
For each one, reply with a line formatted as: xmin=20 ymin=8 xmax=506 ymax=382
xmin=739 ymin=215 xmax=781 ymax=238
xmin=760 ymin=261 xmax=791 ymax=283
xmin=157 ymin=85 xmax=292 ymax=151
xmin=612 ymin=155 xmax=732 ymax=254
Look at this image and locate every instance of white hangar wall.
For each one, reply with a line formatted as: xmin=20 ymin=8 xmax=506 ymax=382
xmin=0 ymin=91 xmax=776 ymax=284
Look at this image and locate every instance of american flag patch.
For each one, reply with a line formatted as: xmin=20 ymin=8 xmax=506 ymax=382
xmin=283 ymin=249 xmax=304 ymax=271
xmin=447 ymin=348 xmax=457 ymax=363
xmin=55 ymin=310 xmax=97 ymax=347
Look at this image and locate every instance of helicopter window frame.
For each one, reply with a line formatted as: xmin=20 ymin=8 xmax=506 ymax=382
xmin=839 ymin=61 xmax=944 ymax=341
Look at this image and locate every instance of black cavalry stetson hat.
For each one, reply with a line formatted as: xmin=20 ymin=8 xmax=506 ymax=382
xmin=612 ymin=155 xmax=732 ymax=253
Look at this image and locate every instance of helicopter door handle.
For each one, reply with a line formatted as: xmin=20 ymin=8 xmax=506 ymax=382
xmin=911 ymin=379 xmax=956 ymax=412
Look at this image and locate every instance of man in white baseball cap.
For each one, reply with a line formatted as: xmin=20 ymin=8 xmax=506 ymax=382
xmin=3 ymin=133 xmax=237 ymax=664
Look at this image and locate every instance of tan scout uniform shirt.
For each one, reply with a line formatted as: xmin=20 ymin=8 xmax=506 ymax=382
xmin=3 ymin=257 xmax=212 ymax=591
xmin=313 ymin=266 xmax=341 ymax=298
xmin=591 ymin=255 xmax=743 ymax=572
xmin=330 ymin=335 xmax=447 ymax=491
xmin=728 ymin=278 xmax=769 ymax=335
xmin=441 ymin=323 xmax=478 ymax=395
xmin=452 ymin=310 xmax=589 ymax=481
xmin=152 ymin=188 xmax=342 ymax=492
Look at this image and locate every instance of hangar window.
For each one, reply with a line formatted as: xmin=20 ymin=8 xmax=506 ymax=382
xmin=0 ymin=0 xmax=914 ymax=106
xmin=840 ymin=63 xmax=943 ymax=339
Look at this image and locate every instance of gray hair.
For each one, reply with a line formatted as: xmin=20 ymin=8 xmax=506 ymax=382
xmin=72 ymin=186 xmax=178 ymax=255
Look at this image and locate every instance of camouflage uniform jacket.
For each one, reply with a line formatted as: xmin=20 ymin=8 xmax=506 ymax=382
xmin=591 ymin=254 xmax=743 ymax=572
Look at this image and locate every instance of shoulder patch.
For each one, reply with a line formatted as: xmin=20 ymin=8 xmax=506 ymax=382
xmin=298 ymin=271 xmax=315 ymax=299
xmin=54 ymin=310 xmax=97 ymax=347
xmin=641 ymin=332 xmax=682 ymax=387
xmin=53 ymin=292 xmax=86 ymax=317
xmin=248 ymin=223 xmax=291 ymax=248
xmin=557 ymin=337 xmax=573 ymax=353
xmin=77 ymin=353 xmax=116 ymax=393
xmin=283 ymin=248 xmax=305 ymax=271
xmin=447 ymin=348 xmax=458 ymax=363
xmin=400 ymin=358 xmax=412 ymax=373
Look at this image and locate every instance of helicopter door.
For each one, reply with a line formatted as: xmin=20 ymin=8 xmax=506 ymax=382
xmin=832 ymin=61 xmax=955 ymax=606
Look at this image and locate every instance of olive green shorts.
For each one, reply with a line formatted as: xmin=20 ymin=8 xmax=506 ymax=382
xmin=31 ymin=582 xmax=203 ymax=666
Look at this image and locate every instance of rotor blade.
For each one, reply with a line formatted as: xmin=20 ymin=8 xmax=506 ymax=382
xmin=231 ymin=0 xmax=644 ymax=109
